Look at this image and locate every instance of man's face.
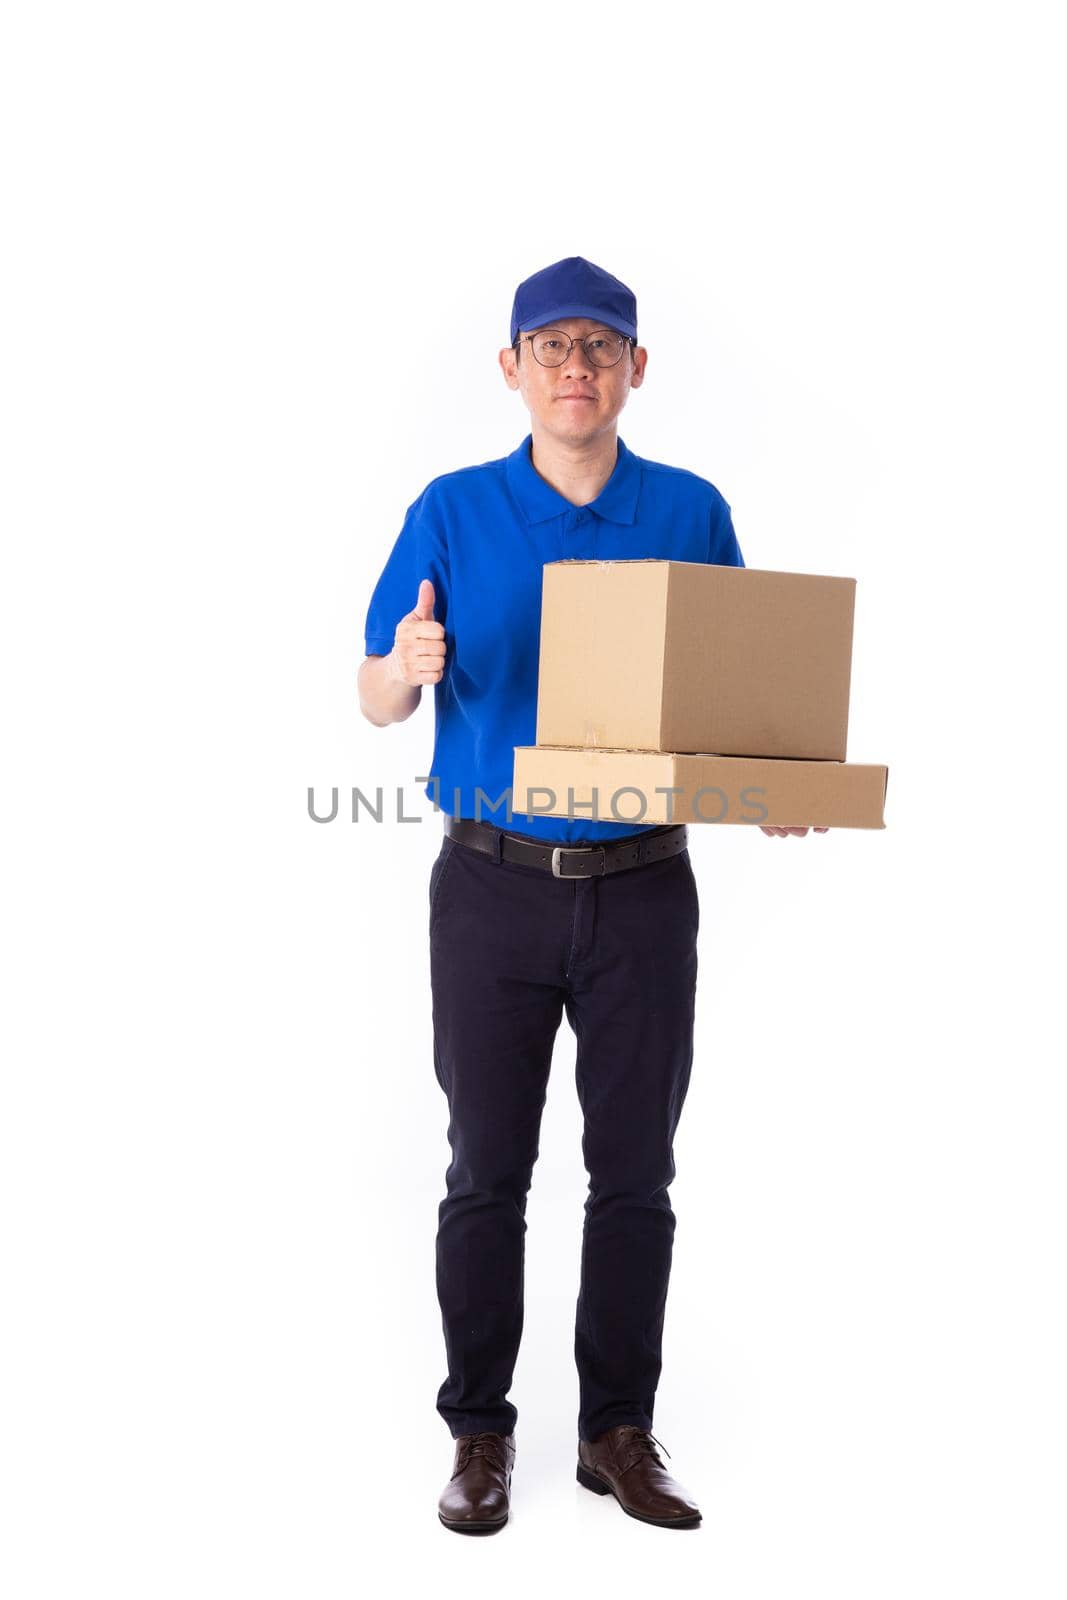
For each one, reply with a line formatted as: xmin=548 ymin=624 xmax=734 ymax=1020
xmin=498 ymin=315 xmax=647 ymax=445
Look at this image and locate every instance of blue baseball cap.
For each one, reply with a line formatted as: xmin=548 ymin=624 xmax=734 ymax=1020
xmin=509 ymin=255 xmax=638 ymax=345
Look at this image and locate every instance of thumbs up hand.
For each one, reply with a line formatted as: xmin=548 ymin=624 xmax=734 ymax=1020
xmin=388 ymin=578 xmax=448 ymax=686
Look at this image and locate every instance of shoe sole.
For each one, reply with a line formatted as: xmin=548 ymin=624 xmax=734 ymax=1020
xmin=438 ymin=1511 xmax=508 ymax=1535
xmin=576 ymin=1462 xmax=702 ymax=1529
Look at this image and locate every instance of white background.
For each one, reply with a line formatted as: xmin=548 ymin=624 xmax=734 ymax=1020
xmin=3 ymin=2 xmax=1064 ymax=1595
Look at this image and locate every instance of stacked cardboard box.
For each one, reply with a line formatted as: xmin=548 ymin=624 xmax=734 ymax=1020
xmin=512 ymin=559 xmax=889 ymax=829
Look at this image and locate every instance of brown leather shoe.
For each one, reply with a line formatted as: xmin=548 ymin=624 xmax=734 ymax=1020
xmin=577 ymin=1424 xmax=702 ymax=1528
xmin=438 ymin=1431 xmax=516 ymax=1534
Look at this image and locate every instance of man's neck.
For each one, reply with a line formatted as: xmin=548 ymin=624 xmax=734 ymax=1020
xmin=529 ymin=425 xmax=619 ymax=508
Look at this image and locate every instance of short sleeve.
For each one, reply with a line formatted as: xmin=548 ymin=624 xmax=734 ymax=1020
xmin=708 ymin=493 xmax=745 ymax=568
xmin=363 ymin=484 xmax=451 ymax=656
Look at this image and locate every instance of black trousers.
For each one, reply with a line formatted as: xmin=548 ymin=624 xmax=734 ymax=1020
xmin=428 ymin=825 xmax=701 ymax=1444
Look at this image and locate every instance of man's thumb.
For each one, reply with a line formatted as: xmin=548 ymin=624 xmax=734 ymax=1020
xmin=414 ymin=578 xmax=435 ymax=621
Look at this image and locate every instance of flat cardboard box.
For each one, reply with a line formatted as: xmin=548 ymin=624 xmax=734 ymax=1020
xmin=513 ymin=745 xmax=888 ymax=829
xmin=536 ymin=559 xmax=856 ymax=761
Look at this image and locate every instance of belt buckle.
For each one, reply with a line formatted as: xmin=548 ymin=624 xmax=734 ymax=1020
xmin=551 ymin=845 xmax=606 ymax=878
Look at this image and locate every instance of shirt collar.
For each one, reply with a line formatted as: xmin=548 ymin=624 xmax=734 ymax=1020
xmin=505 ymin=433 xmax=641 ymax=526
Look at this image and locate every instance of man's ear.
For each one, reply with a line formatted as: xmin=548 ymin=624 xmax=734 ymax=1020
xmin=629 ymin=345 xmax=648 ymax=389
xmin=498 ymin=347 xmax=520 ymax=390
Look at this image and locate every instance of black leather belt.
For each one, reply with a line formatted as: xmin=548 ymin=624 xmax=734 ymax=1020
xmin=443 ymin=815 xmax=689 ymax=878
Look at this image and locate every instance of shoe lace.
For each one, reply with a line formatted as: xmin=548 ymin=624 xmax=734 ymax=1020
xmin=617 ymin=1426 xmax=672 ymax=1475
xmin=456 ymin=1431 xmax=508 ymax=1473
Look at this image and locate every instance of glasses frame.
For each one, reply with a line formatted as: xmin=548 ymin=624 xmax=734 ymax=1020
xmin=513 ymin=327 xmax=637 ymax=368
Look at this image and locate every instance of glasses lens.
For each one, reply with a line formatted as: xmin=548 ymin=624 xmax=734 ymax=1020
xmin=530 ymin=332 xmax=570 ymax=366
xmin=529 ymin=331 xmax=627 ymax=366
xmin=586 ymin=332 xmax=626 ymax=367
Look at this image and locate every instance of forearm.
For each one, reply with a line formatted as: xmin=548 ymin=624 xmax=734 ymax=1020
xmin=358 ymin=652 xmax=421 ymax=726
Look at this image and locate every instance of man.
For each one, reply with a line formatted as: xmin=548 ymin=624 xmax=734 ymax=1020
xmin=358 ymin=256 xmax=826 ymax=1535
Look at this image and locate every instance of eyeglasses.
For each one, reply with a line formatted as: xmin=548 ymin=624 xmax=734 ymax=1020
xmin=514 ymin=328 xmax=636 ymax=368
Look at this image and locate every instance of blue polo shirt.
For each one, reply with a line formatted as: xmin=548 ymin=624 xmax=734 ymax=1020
xmin=363 ymin=432 xmax=745 ymax=844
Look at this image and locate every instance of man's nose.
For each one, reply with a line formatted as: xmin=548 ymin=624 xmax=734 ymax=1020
xmin=561 ymin=340 xmax=596 ymax=377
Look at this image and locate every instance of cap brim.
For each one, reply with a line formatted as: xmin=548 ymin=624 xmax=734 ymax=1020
xmin=515 ymin=302 xmax=637 ymax=341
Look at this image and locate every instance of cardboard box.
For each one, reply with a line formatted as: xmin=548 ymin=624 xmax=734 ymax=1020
xmin=513 ymin=745 xmax=888 ymax=829
xmin=536 ymin=559 xmax=856 ymax=761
